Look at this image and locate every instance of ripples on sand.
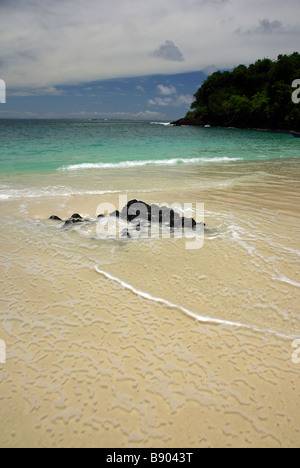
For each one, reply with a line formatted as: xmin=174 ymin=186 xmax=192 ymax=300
xmin=0 ymin=159 xmax=299 ymax=447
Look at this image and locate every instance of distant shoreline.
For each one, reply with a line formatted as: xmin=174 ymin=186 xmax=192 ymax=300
xmin=170 ymin=117 xmax=295 ymax=134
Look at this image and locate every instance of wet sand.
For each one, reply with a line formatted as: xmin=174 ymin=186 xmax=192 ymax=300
xmin=0 ymin=159 xmax=300 ymax=447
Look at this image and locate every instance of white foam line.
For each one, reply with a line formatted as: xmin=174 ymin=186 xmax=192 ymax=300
xmin=0 ymin=186 xmax=173 ymax=201
xmin=0 ymin=189 xmax=122 ymax=200
xmin=95 ymin=267 xmax=299 ymax=340
xmin=60 ymin=157 xmax=242 ymax=171
xmin=150 ymin=122 xmax=172 ymax=126
xmin=272 ymin=274 xmax=300 ymax=288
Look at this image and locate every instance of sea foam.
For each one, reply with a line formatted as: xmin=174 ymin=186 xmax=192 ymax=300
xmin=95 ymin=267 xmax=299 ymax=340
xmin=0 ymin=187 xmax=122 ymax=200
xmin=60 ymin=157 xmax=242 ymax=171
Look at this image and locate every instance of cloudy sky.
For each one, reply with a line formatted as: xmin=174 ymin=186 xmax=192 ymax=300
xmin=0 ymin=0 xmax=299 ymax=119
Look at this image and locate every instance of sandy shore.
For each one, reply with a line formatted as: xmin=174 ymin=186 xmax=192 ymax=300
xmin=0 ymin=256 xmax=299 ymax=447
xmin=0 ymin=261 xmax=299 ymax=447
xmin=1 ymin=160 xmax=300 ymax=447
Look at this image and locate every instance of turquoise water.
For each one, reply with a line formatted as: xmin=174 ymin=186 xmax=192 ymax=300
xmin=0 ymin=119 xmax=299 ymax=175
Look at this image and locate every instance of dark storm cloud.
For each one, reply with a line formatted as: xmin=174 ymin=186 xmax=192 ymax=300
xmin=152 ymin=41 xmax=185 ymax=62
xmin=0 ymin=0 xmax=299 ymax=91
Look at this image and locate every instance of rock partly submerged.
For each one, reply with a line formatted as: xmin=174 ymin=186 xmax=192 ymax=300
xmin=49 ymin=199 xmax=205 ymax=237
xmin=115 ymin=199 xmax=200 ymax=229
xmin=49 ymin=213 xmax=91 ymax=228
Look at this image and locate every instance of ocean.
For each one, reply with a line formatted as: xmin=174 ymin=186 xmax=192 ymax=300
xmin=0 ymin=119 xmax=299 ymax=447
xmin=0 ymin=119 xmax=299 ymax=175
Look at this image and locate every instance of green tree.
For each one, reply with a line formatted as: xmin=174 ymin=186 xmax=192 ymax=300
xmin=181 ymin=52 xmax=300 ymax=131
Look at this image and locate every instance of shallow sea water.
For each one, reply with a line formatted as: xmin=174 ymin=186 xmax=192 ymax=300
xmin=0 ymin=121 xmax=299 ymax=447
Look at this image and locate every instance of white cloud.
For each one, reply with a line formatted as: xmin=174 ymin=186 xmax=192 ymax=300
xmin=8 ymin=86 xmax=64 ymax=97
xmin=157 ymin=84 xmax=177 ymax=95
xmin=134 ymin=110 xmax=160 ymax=118
xmin=149 ymin=97 xmax=173 ymax=107
xmin=175 ymin=94 xmax=194 ymax=106
xmin=149 ymin=87 xmax=193 ymax=107
xmin=0 ymin=110 xmax=39 ymax=118
xmin=149 ymin=82 xmax=193 ymax=108
xmin=61 ymin=110 xmax=160 ymax=119
xmin=1 ymin=0 xmax=300 ymax=91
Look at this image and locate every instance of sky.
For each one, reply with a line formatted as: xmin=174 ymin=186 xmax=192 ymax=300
xmin=0 ymin=0 xmax=299 ymax=120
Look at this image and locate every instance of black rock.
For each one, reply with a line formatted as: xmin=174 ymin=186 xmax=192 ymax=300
xmin=171 ymin=117 xmax=204 ymax=127
xmin=181 ymin=217 xmax=197 ymax=229
xmin=120 ymin=199 xmax=199 ymax=230
xmin=109 ymin=210 xmax=120 ymax=218
xmin=49 ymin=200 xmax=205 ymax=235
xmin=121 ymin=229 xmax=131 ymax=239
xmin=63 ymin=214 xmax=86 ymax=227
xmin=63 ymin=219 xmax=72 ymax=226
xmin=71 ymin=218 xmax=84 ymax=224
xmin=120 ymin=199 xmax=150 ymax=223
xmin=64 ymin=219 xmax=76 ymax=227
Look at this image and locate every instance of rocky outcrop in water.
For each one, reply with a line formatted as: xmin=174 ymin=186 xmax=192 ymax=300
xmin=114 ymin=199 xmax=200 ymax=229
xmin=49 ymin=213 xmax=91 ymax=228
xmin=49 ymin=199 xmax=205 ymax=237
xmin=171 ymin=117 xmax=204 ymax=127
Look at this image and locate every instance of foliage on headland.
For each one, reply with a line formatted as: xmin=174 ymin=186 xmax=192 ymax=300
xmin=172 ymin=53 xmax=300 ymax=131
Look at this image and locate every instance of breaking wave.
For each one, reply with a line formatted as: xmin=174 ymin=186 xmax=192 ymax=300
xmin=60 ymin=157 xmax=243 ymax=171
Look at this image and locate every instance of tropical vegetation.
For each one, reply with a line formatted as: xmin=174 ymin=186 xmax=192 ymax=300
xmin=175 ymin=53 xmax=300 ymax=130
